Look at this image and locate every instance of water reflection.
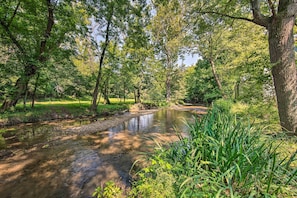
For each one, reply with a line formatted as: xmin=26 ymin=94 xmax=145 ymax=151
xmin=109 ymin=109 xmax=193 ymax=135
xmin=1 ymin=119 xmax=91 ymax=150
xmin=109 ymin=114 xmax=154 ymax=134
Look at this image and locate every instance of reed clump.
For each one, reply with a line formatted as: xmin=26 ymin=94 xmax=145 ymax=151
xmin=131 ymin=107 xmax=297 ymax=197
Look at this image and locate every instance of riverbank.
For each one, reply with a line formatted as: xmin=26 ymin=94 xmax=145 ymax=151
xmin=0 ymin=101 xmax=156 ymax=127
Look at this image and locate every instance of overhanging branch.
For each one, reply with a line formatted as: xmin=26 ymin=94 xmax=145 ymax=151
xmin=198 ymin=10 xmax=268 ymax=27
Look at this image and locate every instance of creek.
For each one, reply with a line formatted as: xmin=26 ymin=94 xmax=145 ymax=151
xmin=0 ymin=107 xmax=206 ymax=198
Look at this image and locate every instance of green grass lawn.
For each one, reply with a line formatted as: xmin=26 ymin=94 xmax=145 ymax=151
xmin=0 ymin=98 xmax=135 ymax=125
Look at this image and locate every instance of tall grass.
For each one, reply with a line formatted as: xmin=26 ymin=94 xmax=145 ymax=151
xmin=130 ymin=107 xmax=297 ymax=197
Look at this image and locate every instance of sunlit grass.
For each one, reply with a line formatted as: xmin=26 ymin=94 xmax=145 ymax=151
xmin=0 ymin=98 xmax=134 ymax=125
xmin=33 ymin=98 xmax=135 ymax=105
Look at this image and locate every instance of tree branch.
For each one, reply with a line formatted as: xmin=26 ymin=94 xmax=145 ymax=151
xmin=198 ymin=10 xmax=268 ymax=27
xmin=0 ymin=20 xmax=26 ymax=56
xmin=7 ymin=1 xmax=21 ymax=27
xmin=250 ymin=0 xmax=269 ymax=27
xmin=39 ymin=0 xmax=55 ymax=62
xmin=267 ymin=0 xmax=276 ymax=17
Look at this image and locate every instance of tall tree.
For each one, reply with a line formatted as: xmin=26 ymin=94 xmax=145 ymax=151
xmin=186 ymin=0 xmax=297 ymax=133
xmin=89 ymin=0 xmax=134 ymax=112
xmin=150 ymin=0 xmax=186 ymax=102
xmin=122 ymin=1 xmax=152 ymax=103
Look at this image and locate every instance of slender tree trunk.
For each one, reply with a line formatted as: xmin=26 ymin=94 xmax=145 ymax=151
xmin=31 ymin=72 xmax=40 ymax=108
xmin=23 ymin=83 xmax=28 ymax=109
xmin=209 ymin=59 xmax=223 ymax=92
xmin=134 ymin=86 xmax=141 ymax=103
xmin=123 ymin=82 xmax=126 ymax=102
xmin=165 ymin=71 xmax=171 ymax=102
xmin=134 ymin=89 xmax=137 ymax=103
xmin=268 ymin=16 xmax=297 ymax=133
xmin=103 ymin=77 xmax=111 ymax=105
xmin=137 ymin=87 xmax=141 ymax=103
xmin=91 ymin=10 xmax=113 ymax=113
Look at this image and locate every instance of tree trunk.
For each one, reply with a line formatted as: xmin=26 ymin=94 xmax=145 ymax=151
xmin=103 ymin=77 xmax=111 ymax=105
xmin=134 ymin=86 xmax=141 ymax=103
xmin=1 ymin=76 xmax=30 ymax=110
xmin=123 ymin=82 xmax=126 ymax=102
xmin=90 ymin=8 xmax=113 ymax=113
xmin=209 ymin=59 xmax=223 ymax=92
xmin=137 ymin=87 xmax=141 ymax=103
xmin=268 ymin=16 xmax=297 ymax=133
xmin=134 ymin=89 xmax=137 ymax=103
xmin=234 ymin=80 xmax=240 ymax=100
xmin=165 ymin=72 xmax=171 ymax=102
xmin=31 ymin=72 xmax=40 ymax=108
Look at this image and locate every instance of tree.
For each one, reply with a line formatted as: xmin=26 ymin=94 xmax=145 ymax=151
xmin=0 ymin=0 xmax=88 ymax=111
xmin=122 ymin=2 xmax=152 ymax=103
xmin=150 ymin=0 xmax=186 ymax=102
xmin=89 ymin=0 xmax=136 ymax=112
xmin=185 ymin=60 xmax=221 ymax=103
xmin=186 ymin=0 xmax=297 ymax=133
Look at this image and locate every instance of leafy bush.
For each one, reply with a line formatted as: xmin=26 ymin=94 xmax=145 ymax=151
xmin=230 ymin=101 xmax=280 ymax=132
xmin=129 ymin=155 xmax=176 ymax=198
xmin=131 ymin=107 xmax=297 ymax=197
xmin=92 ymin=181 xmax=122 ymax=198
xmin=212 ymin=98 xmax=233 ymax=112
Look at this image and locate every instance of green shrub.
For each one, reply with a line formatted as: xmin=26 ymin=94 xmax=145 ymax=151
xmin=212 ymin=99 xmax=233 ymax=113
xmin=92 ymin=181 xmax=122 ymax=198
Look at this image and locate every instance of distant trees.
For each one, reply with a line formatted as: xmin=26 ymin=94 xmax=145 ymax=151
xmin=185 ymin=60 xmax=221 ymax=104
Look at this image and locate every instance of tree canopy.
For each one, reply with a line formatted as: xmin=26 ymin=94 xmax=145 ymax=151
xmin=0 ymin=0 xmax=296 ymax=133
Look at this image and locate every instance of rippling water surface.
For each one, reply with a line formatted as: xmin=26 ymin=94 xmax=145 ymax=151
xmin=0 ymin=109 xmax=200 ymax=198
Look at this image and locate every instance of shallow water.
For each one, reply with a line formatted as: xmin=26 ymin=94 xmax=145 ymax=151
xmin=0 ymin=109 xmax=199 ymax=198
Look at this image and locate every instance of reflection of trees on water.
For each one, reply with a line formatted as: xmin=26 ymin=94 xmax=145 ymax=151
xmin=127 ymin=114 xmax=154 ymax=133
xmin=109 ymin=114 xmax=154 ymax=134
xmin=109 ymin=110 xmax=193 ymax=136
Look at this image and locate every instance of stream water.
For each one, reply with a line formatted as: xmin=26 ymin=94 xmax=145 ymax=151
xmin=0 ymin=108 xmax=203 ymax=198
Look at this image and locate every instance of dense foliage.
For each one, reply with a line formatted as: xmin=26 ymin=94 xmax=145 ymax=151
xmin=0 ymin=1 xmax=296 ymax=128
